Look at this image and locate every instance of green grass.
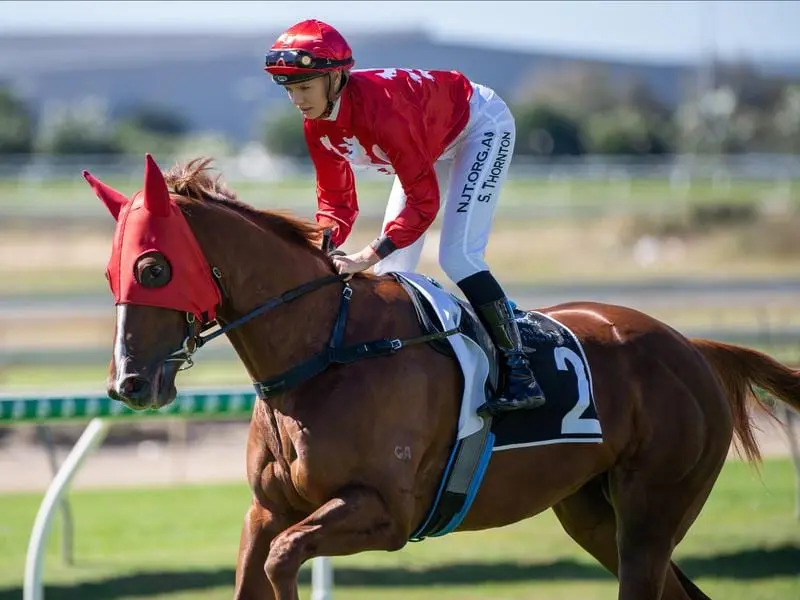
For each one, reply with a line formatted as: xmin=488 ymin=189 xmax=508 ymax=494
xmin=0 ymin=268 xmax=110 ymax=296
xmin=2 ymin=176 xmax=799 ymax=219
xmin=0 ymin=460 xmax=797 ymax=599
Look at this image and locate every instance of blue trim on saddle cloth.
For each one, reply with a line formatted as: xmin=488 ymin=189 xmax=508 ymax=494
xmin=409 ymin=431 xmax=496 ymax=542
xmin=409 ymin=438 xmax=462 ymax=541
xmin=430 ymin=431 xmax=495 ymax=538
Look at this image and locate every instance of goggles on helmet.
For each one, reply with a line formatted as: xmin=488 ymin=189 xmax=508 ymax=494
xmin=265 ymin=49 xmax=352 ymax=72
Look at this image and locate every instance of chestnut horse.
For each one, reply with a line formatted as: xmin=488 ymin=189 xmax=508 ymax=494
xmin=85 ymin=155 xmax=800 ymax=600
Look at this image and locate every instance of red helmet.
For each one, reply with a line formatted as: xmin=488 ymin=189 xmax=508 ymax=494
xmin=265 ymin=19 xmax=354 ymax=85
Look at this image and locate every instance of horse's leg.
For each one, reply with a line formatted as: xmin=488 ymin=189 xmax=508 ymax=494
xmin=611 ymin=474 xmax=683 ymax=600
xmin=670 ymin=564 xmax=713 ymax=600
xmin=264 ymin=485 xmax=407 ymax=600
xmin=610 ymin=456 xmax=724 ymax=600
xmin=554 ymin=476 xmax=703 ymax=600
xmin=235 ymin=499 xmax=283 ymax=600
xmin=551 ymin=477 xmax=620 ymax=575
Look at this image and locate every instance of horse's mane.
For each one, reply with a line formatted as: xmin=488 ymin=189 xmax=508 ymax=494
xmin=163 ymin=156 xmax=324 ymax=252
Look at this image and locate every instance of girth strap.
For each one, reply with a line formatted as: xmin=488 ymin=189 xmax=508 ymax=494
xmin=254 ymin=282 xmax=461 ymax=399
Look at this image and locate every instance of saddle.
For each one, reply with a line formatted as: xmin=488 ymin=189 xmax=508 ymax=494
xmin=392 ymin=273 xmax=500 ymax=395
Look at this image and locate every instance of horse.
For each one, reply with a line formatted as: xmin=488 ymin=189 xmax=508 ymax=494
xmin=83 ymin=154 xmax=800 ymax=600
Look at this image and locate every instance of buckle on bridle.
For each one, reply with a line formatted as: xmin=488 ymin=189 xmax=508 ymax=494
xmin=165 ymin=334 xmax=197 ymax=371
xmin=163 ymin=311 xmax=203 ymax=371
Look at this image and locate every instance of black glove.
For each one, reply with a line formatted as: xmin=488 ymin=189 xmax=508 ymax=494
xmin=321 ymin=228 xmax=335 ymax=252
xmin=321 ymin=228 xmax=346 ymax=257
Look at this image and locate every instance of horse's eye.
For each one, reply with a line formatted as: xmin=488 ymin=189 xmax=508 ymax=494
xmin=135 ymin=253 xmax=172 ymax=288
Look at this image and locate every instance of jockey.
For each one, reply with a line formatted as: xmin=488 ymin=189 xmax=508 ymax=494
xmin=264 ymin=19 xmax=546 ymax=416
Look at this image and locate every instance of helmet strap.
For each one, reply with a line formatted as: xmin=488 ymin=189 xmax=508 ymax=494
xmin=320 ymin=71 xmax=346 ymax=120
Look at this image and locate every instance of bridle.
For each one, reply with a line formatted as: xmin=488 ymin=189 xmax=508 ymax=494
xmin=163 ymin=267 xmax=348 ymax=372
xmin=160 ymin=232 xmax=461 ymax=399
xmin=164 ymin=228 xmax=344 ymax=370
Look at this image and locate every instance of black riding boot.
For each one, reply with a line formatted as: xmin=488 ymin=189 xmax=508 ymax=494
xmin=456 ymin=271 xmax=547 ymax=416
xmin=475 ymin=298 xmax=547 ymax=416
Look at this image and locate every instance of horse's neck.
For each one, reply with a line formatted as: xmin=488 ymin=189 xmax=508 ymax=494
xmin=196 ymin=211 xmax=342 ymax=388
xmin=228 ymin=273 xmax=420 ymax=401
xmin=227 ymin=277 xmax=342 ymax=384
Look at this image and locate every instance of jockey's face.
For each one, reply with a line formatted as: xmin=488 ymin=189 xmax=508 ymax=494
xmin=284 ymin=74 xmax=333 ymax=119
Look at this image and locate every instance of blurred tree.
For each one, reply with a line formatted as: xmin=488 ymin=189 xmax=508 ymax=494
xmin=514 ymin=61 xmax=671 ymax=121
xmin=675 ymin=86 xmax=738 ymax=153
xmin=36 ymin=97 xmax=122 ymax=155
xmin=512 ymin=61 xmax=676 ymax=155
xmin=513 ymin=103 xmax=585 ymax=157
xmin=585 ymin=108 xmax=674 ymax=155
xmin=261 ymin=108 xmax=307 ymax=159
xmin=513 ymin=62 xmax=620 ymax=118
xmin=616 ymin=77 xmax=673 ymax=122
xmin=118 ymin=103 xmax=191 ymax=137
xmin=112 ymin=103 xmax=193 ymax=156
xmin=113 ymin=123 xmax=179 ymax=157
xmin=172 ymin=132 xmax=236 ymax=161
xmin=0 ymin=84 xmax=35 ymax=155
xmin=715 ymin=61 xmax=790 ymax=153
xmin=675 ymin=59 xmax=794 ymax=154
xmin=714 ymin=60 xmax=786 ymax=114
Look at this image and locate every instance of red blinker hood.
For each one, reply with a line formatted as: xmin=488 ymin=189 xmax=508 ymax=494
xmin=83 ymin=154 xmax=221 ymax=321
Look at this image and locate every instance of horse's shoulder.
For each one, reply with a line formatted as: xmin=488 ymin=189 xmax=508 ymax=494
xmin=370 ymin=275 xmax=414 ymax=303
xmin=355 ymin=275 xmax=423 ymax=328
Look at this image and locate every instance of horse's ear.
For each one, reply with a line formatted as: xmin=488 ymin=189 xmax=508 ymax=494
xmin=82 ymin=170 xmax=128 ymax=221
xmin=142 ymin=153 xmax=171 ymax=217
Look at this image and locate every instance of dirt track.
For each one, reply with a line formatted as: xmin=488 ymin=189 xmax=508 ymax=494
xmin=1 ymin=411 xmax=796 ymax=495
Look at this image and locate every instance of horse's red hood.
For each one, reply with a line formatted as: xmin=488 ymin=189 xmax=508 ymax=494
xmin=83 ymin=154 xmax=221 ymax=321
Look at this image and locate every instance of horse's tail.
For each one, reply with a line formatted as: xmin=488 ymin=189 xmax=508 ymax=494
xmin=691 ymin=338 xmax=800 ymax=464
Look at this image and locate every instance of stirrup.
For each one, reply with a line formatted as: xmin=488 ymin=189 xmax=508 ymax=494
xmin=477 ymin=389 xmax=545 ymax=417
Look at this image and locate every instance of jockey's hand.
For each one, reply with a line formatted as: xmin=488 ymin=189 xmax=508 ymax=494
xmin=331 ymin=246 xmax=380 ymax=279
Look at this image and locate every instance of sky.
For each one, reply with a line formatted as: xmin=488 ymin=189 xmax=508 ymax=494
xmin=2 ymin=1 xmax=800 ymax=64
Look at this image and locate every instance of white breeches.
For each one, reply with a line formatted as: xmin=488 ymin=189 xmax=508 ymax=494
xmin=373 ymin=83 xmax=517 ymax=283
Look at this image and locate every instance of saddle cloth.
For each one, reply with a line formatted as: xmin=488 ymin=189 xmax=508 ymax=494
xmin=392 ymin=272 xmax=603 ymax=450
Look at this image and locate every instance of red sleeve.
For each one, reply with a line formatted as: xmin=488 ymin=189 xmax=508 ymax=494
xmin=304 ymin=123 xmax=358 ymax=249
xmin=371 ymin=115 xmax=440 ymax=255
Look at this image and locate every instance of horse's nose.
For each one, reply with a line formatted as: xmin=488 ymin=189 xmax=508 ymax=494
xmin=117 ymin=375 xmax=152 ymax=408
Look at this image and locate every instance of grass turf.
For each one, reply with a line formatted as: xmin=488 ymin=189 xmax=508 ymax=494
xmin=0 ymin=459 xmax=797 ymax=599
